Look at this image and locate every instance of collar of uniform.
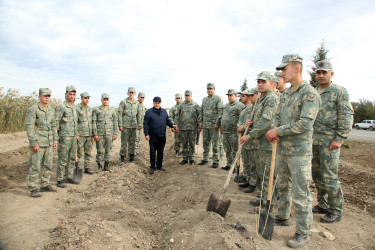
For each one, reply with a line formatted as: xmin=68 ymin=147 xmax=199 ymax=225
xmin=316 ymin=81 xmax=335 ymax=94
xmin=229 ymin=100 xmax=238 ymax=106
xmin=290 ymin=80 xmax=307 ymax=94
xmin=126 ymin=97 xmax=136 ymax=104
xmin=63 ymin=101 xmax=75 ymax=108
xmin=184 ymin=100 xmax=192 ymax=104
xmin=99 ymin=105 xmax=109 ymax=110
xmin=37 ymin=102 xmax=48 ymax=112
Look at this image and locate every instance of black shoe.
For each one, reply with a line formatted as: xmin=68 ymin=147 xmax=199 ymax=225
xmin=211 ymin=162 xmax=219 ymax=168
xmin=320 ymin=213 xmax=342 ymax=223
xmin=312 ymin=205 xmax=328 ymax=214
xmin=275 ymin=215 xmax=291 ymax=226
xmin=96 ymin=162 xmax=103 ymax=173
xmin=157 ymin=167 xmax=166 ymax=171
xmin=57 ymin=181 xmax=67 ymax=188
xmin=103 ymin=161 xmax=110 ymax=171
xmin=287 ymin=233 xmax=310 ymax=248
xmin=221 ymin=166 xmax=230 ymax=170
xmin=129 ymin=154 xmax=134 ymax=162
xmin=249 ymin=199 xmax=264 ymax=207
xmin=120 ymin=156 xmax=125 ymax=165
xmin=234 ymin=175 xmax=246 ymax=183
xmin=84 ymin=168 xmax=95 ymax=175
xmin=239 ymin=182 xmax=250 ymax=188
xmin=198 ymin=160 xmax=208 ymax=165
xmin=66 ymin=178 xmax=80 ymax=185
xmin=190 ymin=160 xmax=195 ymax=165
xmin=149 ymin=168 xmax=155 ymax=174
xmin=256 ymin=193 xmax=262 ymax=199
xmin=40 ymin=185 xmax=57 ymax=192
xmin=31 ymin=189 xmax=42 ymax=198
xmin=180 ymin=160 xmax=188 ymax=165
xmin=243 ymin=185 xmax=256 ymax=193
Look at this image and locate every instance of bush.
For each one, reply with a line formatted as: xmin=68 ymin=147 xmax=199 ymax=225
xmin=352 ymin=99 xmax=375 ymax=124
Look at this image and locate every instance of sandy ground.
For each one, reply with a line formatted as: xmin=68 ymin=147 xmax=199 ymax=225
xmin=0 ymin=130 xmax=374 ymax=249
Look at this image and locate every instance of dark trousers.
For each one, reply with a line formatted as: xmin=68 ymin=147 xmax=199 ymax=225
xmin=149 ymin=136 xmax=166 ymax=169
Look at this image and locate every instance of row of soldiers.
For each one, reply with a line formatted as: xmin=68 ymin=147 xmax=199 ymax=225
xmin=26 ymin=86 xmax=147 ymax=196
xmin=169 ymin=54 xmax=353 ymax=249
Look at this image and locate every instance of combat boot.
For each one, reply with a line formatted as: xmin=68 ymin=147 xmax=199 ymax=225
xmin=84 ymin=168 xmax=95 ymax=175
xmin=129 ymin=154 xmax=135 ymax=162
xmin=243 ymin=185 xmax=256 ymax=193
xmin=287 ymin=233 xmax=310 ymax=248
xmin=211 ymin=162 xmax=218 ymax=168
xmin=198 ymin=160 xmax=208 ymax=165
xmin=30 ymin=189 xmax=42 ymax=198
xmin=104 ymin=161 xmax=110 ymax=171
xmin=40 ymin=185 xmax=57 ymax=192
xmin=275 ymin=215 xmax=291 ymax=226
xmin=120 ymin=156 xmax=125 ymax=165
xmin=56 ymin=181 xmax=67 ymax=188
xmin=66 ymin=178 xmax=80 ymax=184
xmin=96 ymin=162 xmax=103 ymax=173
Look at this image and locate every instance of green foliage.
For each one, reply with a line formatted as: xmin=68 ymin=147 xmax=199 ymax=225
xmin=309 ymin=40 xmax=329 ymax=87
xmin=351 ymin=99 xmax=375 ymax=124
xmin=0 ymin=88 xmax=62 ymax=134
xmin=240 ymin=78 xmax=248 ymax=92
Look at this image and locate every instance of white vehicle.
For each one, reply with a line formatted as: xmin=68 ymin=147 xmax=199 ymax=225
xmin=354 ymin=120 xmax=375 ymax=131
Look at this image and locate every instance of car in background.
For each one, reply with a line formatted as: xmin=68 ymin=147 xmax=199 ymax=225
xmin=354 ymin=120 xmax=375 ymax=130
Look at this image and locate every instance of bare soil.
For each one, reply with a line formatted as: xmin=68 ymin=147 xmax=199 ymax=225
xmin=0 ymin=131 xmax=374 ymax=249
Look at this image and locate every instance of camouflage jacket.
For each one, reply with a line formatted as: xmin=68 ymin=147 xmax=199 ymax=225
xmin=55 ymin=102 xmax=78 ymax=139
xmin=238 ymin=103 xmax=254 ymax=150
xmin=76 ymin=104 xmax=92 ymax=137
xmin=313 ymin=82 xmax=354 ymax=144
xmin=219 ymin=100 xmax=245 ymax=133
xmin=118 ymin=98 xmax=141 ymax=128
xmin=138 ymin=103 xmax=147 ymax=127
xmin=175 ymin=100 xmax=201 ymax=130
xmin=92 ymin=106 xmax=119 ymax=136
xmin=275 ymin=81 xmax=321 ymax=156
xmin=25 ymin=103 xmax=57 ymax=147
xmin=169 ymin=103 xmax=180 ymax=123
xmin=247 ymin=91 xmax=279 ymax=151
xmin=200 ymin=94 xmax=223 ymax=128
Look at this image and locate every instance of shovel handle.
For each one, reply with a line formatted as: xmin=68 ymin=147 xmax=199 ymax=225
xmin=267 ymin=142 xmax=277 ymax=201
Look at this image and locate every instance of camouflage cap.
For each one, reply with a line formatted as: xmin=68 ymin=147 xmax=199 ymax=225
xmin=276 ymin=54 xmax=303 ymax=70
xmin=138 ymin=92 xmax=145 ymax=98
xmin=128 ymin=87 xmax=136 ymax=93
xmin=274 ymin=71 xmax=282 ymax=77
xmin=240 ymin=89 xmax=252 ymax=95
xmin=272 ymin=75 xmax=279 ymax=83
xmin=207 ymin=83 xmax=215 ymax=89
xmin=249 ymin=87 xmax=259 ymax=95
xmin=226 ymin=89 xmax=237 ymax=95
xmin=315 ymin=59 xmax=333 ymax=72
xmin=256 ymin=71 xmax=274 ymax=81
xmin=184 ymin=90 xmax=192 ymax=96
xmin=66 ymin=85 xmax=76 ymax=92
xmin=80 ymin=92 xmax=90 ymax=98
xmin=101 ymin=93 xmax=109 ymax=99
xmin=175 ymin=93 xmax=182 ymax=98
xmin=39 ymin=88 xmax=51 ymax=96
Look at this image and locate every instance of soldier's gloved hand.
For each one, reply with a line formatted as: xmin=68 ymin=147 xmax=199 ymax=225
xmin=112 ymin=134 xmax=117 ymax=141
xmin=32 ymin=145 xmax=40 ymax=152
xmin=93 ymin=135 xmax=99 ymax=142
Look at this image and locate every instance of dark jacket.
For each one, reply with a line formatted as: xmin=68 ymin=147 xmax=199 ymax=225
xmin=143 ymin=107 xmax=174 ymax=137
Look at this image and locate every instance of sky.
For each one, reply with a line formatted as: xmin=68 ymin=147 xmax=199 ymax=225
xmin=1 ymin=0 xmax=375 ymax=108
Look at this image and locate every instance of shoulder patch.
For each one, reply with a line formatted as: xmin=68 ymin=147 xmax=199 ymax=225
xmin=307 ymin=93 xmax=316 ymax=102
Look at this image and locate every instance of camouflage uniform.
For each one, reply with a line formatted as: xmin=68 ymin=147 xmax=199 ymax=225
xmin=135 ymin=100 xmax=147 ymax=155
xmin=26 ymin=98 xmax=56 ymax=192
xmin=200 ymin=92 xmax=223 ymax=164
xmin=76 ymin=101 xmax=93 ymax=171
xmin=312 ymin=80 xmax=353 ymax=216
xmin=218 ymin=93 xmax=244 ymax=167
xmin=55 ymin=101 xmax=78 ymax=182
xmin=93 ymin=105 xmax=118 ymax=163
xmin=175 ymin=95 xmax=201 ymax=161
xmin=169 ymin=96 xmax=182 ymax=152
xmin=274 ymin=79 xmax=321 ymax=235
xmin=118 ymin=97 xmax=141 ymax=157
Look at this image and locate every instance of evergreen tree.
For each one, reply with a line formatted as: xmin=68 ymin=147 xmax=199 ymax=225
xmin=309 ymin=41 xmax=329 ymax=87
xmin=240 ymin=78 xmax=248 ymax=92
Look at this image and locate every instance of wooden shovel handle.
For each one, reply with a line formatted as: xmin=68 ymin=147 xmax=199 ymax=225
xmin=267 ymin=142 xmax=277 ymax=201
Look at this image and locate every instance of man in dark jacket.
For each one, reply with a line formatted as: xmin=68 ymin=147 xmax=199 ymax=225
xmin=143 ymin=97 xmax=178 ymax=174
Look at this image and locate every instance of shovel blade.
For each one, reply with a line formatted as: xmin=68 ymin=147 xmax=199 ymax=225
xmin=73 ymin=162 xmax=82 ymax=182
xmin=206 ymin=193 xmax=231 ymax=217
xmin=258 ymin=210 xmax=275 ymax=240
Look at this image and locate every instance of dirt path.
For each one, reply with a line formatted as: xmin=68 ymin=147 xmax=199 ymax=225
xmin=0 ymin=131 xmax=374 ymax=249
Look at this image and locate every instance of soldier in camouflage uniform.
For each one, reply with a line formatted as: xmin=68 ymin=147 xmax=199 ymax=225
xmin=197 ymin=83 xmax=223 ymax=168
xmin=218 ymin=89 xmax=245 ymax=170
xmin=118 ymin=87 xmax=142 ymax=163
xmin=93 ymin=93 xmax=118 ymax=172
xmin=240 ymin=72 xmax=279 ymax=208
xmin=135 ymin=92 xmax=147 ymax=155
xmin=275 ymin=71 xmax=287 ymax=94
xmin=266 ymin=54 xmax=321 ymax=248
xmin=169 ymin=93 xmax=183 ymax=156
xmin=55 ymin=85 xmax=80 ymax=188
xmin=76 ymin=92 xmax=94 ymax=175
xmin=26 ymin=88 xmax=57 ymax=197
xmin=175 ymin=90 xmax=201 ymax=165
xmin=312 ymin=60 xmax=354 ymax=223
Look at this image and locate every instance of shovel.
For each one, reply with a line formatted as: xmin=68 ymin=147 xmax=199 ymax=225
xmin=206 ymin=93 xmax=261 ymax=217
xmin=258 ymin=142 xmax=277 ymax=240
xmin=73 ymin=150 xmax=82 ymax=182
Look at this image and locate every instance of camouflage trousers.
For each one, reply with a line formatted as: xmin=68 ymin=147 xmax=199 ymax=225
xmin=135 ymin=128 xmax=143 ymax=154
xmin=255 ymin=149 xmax=278 ymax=204
xmin=202 ymin=128 xmax=220 ymax=163
xmin=277 ymin=154 xmax=313 ymax=235
xmin=77 ymin=136 xmax=92 ymax=169
xmin=96 ymin=135 xmax=113 ymax=163
xmin=219 ymin=133 xmax=224 ymax=159
xmin=174 ymin=132 xmax=181 ymax=152
xmin=222 ymin=132 xmax=238 ymax=166
xmin=56 ymin=136 xmax=77 ymax=182
xmin=28 ymin=146 xmax=53 ymax=191
xmin=180 ymin=130 xmax=197 ymax=161
xmin=242 ymin=148 xmax=258 ymax=186
xmin=120 ymin=128 xmax=136 ymax=157
xmin=312 ymin=143 xmax=343 ymax=215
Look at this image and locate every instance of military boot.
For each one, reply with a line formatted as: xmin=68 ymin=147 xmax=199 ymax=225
xmin=129 ymin=154 xmax=135 ymax=162
xmin=120 ymin=156 xmax=125 ymax=165
xmin=30 ymin=189 xmax=42 ymax=198
xmin=104 ymin=161 xmax=110 ymax=171
xmin=56 ymin=181 xmax=67 ymax=188
xmin=84 ymin=168 xmax=95 ymax=175
xmin=287 ymin=233 xmax=310 ymax=248
xmin=96 ymin=162 xmax=103 ymax=173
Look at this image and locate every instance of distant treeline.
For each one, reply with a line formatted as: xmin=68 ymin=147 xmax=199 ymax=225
xmin=352 ymin=99 xmax=375 ymax=124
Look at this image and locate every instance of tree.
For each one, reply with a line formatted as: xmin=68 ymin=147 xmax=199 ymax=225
xmin=352 ymin=99 xmax=375 ymax=124
xmin=309 ymin=40 xmax=329 ymax=87
xmin=240 ymin=78 xmax=248 ymax=92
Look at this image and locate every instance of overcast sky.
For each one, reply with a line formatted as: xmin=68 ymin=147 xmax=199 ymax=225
xmin=1 ymin=0 xmax=374 ymax=108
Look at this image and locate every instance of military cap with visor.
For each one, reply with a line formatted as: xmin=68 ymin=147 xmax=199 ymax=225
xmin=138 ymin=92 xmax=145 ymax=98
xmin=249 ymin=87 xmax=259 ymax=95
xmin=66 ymin=85 xmax=77 ymax=92
xmin=207 ymin=83 xmax=215 ymax=89
xmin=175 ymin=93 xmax=182 ymax=98
xmin=315 ymin=59 xmax=333 ymax=72
xmin=39 ymin=88 xmax=51 ymax=96
xmin=256 ymin=71 xmax=274 ymax=81
xmin=226 ymin=89 xmax=237 ymax=95
xmin=101 ymin=93 xmax=109 ymax=99
xmin=240 ymin=89 xmax=252 ymax=95
xmin=80 ymin=92 xmax=90 ymax=98
xmin=184 ymin=90 xmax=192 ymax=96
xmin=276 ymin=54 xmax=303 ymax=70
xmin=128 ymin=87 xmax=136 ymax=93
